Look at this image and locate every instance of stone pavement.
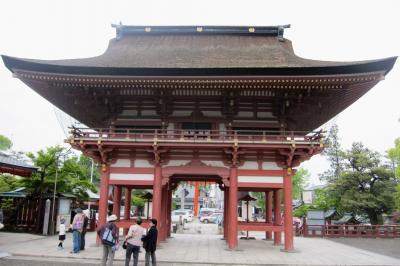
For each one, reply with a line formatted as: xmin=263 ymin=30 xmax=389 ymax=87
xmin=1 ymin=231 xmax=400 ymax=265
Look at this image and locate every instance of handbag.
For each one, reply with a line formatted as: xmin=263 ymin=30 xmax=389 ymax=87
xmin=122 ymin=240 xmax=127 ymax=250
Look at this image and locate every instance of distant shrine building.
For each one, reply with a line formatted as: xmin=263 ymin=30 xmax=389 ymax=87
xmin=2 ymin=25 xmax=396 ymax=251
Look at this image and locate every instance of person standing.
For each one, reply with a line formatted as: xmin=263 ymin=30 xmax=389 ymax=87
xmin=97 ymin=214 xmax=119 ymax=266
xmin=141 ymin=219 xmax=158 ymax=266
xmin=58 ymin=218 xmax=66 ymax=249
xmin=70 ymin=208 xmax=84 ymax=254
xmin=125 ymin=218 xmax=145 ymax=266
xmin=80 ymin=210 xmax=89 ymax=251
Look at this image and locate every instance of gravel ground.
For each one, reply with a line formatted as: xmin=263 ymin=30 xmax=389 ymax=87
xmin=327 ymin=238 xmax=400 ymax=259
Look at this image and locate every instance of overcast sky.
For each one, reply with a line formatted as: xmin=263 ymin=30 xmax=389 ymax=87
xmin=0 ymin=0 xmax=399 ymax=185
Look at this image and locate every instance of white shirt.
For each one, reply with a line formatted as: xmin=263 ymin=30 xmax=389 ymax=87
xmin=126 ymin=224 xmax=145 ymax=246
xmin=59 ymin=224 xmax=66 ymax=235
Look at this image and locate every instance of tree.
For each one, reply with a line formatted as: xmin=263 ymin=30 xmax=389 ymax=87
xmin=320 ymin=123 xmax=345 ymax=182
xmin=0 ymin=135 xmax=12 ymax=151
xmin=19 ymin=146 xmax=96 ymax=200
xmin=292 ymin=168 xmax=310 ymax=200
xmin=328 ymin=142 xmax=396 ymax=224
xmin=0 ymin=174 xmax=18 ymax=192
xmin=387 ymin=137 xmax=400 ymax=179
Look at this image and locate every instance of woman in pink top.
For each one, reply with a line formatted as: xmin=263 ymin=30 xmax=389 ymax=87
xmin=125 ymin=218 xmax=145 ymax=266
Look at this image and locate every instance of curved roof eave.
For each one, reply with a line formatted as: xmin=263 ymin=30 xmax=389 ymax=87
xmin=1 ymin=54 xmax=397 ymax=77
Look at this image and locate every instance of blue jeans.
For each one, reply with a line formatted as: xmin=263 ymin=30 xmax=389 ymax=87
xmin=72 ymin=230 xmax=81 ymax=253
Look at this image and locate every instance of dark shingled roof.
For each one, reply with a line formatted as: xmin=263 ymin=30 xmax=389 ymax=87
xmin=0 ymin=152 xmax=37 ymax=177
xmin=2 ymin=25 xmax=396 ymax=76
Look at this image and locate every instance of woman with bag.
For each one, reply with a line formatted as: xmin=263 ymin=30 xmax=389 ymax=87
xmin=124 ymin=218 xmax=145 ymax=266
xmin=97 ymin=214 xmax=119 ymax=266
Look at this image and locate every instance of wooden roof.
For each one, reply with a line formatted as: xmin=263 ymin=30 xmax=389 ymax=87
xmin=1 ymin=25 xmax=397 ymax=131
xmin=2 ymin=25 xmax=396 ymax=75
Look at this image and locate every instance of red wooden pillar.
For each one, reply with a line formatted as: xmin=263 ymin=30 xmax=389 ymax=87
xmin=112 ymin=186 xmax=121 ymax=217
xmin=124 ymin=187 xmax=132 ymax=220
xmin=265 ymin=191 xmax=273 ymax=239
xmin=273 ymin=189 xmax=282 ymax=245
xmin=167 ymin=188 xmax=172 ymax=237
xmin=160 ymin=185 xmax=168 ymax=241
xmin=222 ymin=188 xmax=228 ymax=240
xmin=283 ymin=168 xmax=294 ymax=251
xmin=193 ymin=182 xmax=200 ymax=216
xmin=124 ymin=187 xmax=132 ymax=235
xmin=228 ymin=167 xmax=238 ymax=249
xmin=97 ymin=164 xmax=110 ymax=244
xmin=152 ymin=164 xmax=162 ymax=244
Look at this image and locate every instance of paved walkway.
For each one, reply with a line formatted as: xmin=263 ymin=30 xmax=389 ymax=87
xmin=1 ymin=231 xmax=400 ymax=265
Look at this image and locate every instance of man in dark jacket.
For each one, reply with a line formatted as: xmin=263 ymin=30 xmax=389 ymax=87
xmin=141 ymin=218 xmax=158 ymax=266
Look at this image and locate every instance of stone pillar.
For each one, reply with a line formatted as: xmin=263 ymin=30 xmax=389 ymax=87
xmin=283 ymin=168 xmax=294 ymax=251
xmin=97 ymin=164 xmax=110 ymax=245
xmin=265 ymin=191 xmax=273 ymax=240
xmin=273 ymin=189 xmax=282 ymax=245
xmin=228 ymin=167 xmax=238 ymax=249
xmin=152 ymin=164 xmax=162 ymax=244
xmin=112 ymin=186 xmax=121 ymax=218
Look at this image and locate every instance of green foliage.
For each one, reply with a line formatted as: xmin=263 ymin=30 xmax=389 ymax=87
xmin=293 ymin=204 xmax=310 ymax=218
xmin=250 ymin=192 xmax=265 ymax=211
xmin=387 ymin=137 xmax=400 ymax=179
xmin=0 ymin=135 xmax=12 ymax=151
xmin=18 ymin=146 xmax=96 ymax=201
xmin=327 ymin=142 xmax=396 ymax=224
xmin=320 ymin=124 xmax=345 ymax=182
xmin=312 ymin=188 xmax=337 ymax=211
xmin=292 ymin=168 xmax=309 ymax=200
xmin=394 ymin=184 xmax=400 ymax=211
xmin=0 ymin=174 xmax=18 ymax=192
xmin=0 ymin=198 xmax=16 ymax=212
xmin=132 ymin=190 xmax=145 ymax=208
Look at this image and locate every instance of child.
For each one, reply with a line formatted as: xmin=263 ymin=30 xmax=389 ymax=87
xmin=58 ymin=218 xmax=66 ymax=249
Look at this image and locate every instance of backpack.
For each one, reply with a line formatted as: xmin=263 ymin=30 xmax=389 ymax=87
xmin=102 ymin=225 xmax=116 ymax=246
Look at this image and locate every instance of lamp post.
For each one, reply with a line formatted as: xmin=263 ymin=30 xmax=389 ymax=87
xmin=239 ymin=193 xmax=256 ymax=240
xmin=49 ymin=149 xmax=71 ymax=235
xmin=87 ymin=159 xmax=94 ymax=216
xmin=142 ymin=192 xmax=153 ymax=220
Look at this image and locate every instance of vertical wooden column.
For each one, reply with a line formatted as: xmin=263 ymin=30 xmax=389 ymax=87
xmin=283 ymin=168 xmax=294 ymax=251
xmin=223 ymin=188 xmax=228 ymax=241
xmin=265 ymin=191 xmax=273 ymax=239
xmin=112 ymin=186 xmax=121 ymax=217
xmin=152 ymin=164 xmax=162 ymax=244
xmin=228 ymin=167 xmax=238 ymax=249
xmin=167 ymin=188 xmax=172 ymax=237
xmin=273 ymin=189 xmax=282 ymax=245
xmin=160 ymin=185 xmax=168 ymax=241
xmin=124 ymin=187 xmax=132 ymax=235
xmin=97 ymin=164 xmax=110 ymax=244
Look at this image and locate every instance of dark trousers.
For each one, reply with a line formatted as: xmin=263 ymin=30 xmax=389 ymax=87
xmin=125 ymin=243 xmax=140 ymax=266
xmin=145 ymin=250 xmax=156 ymax=266
xmin=80 ymin=231 xmax=86 ymax=250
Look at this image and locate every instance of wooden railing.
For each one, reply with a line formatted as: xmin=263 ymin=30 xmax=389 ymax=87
xmin=299 ymin=224 xmax=400 ymax=238
xmin=69 ymin=127 xmax=324 ymax=146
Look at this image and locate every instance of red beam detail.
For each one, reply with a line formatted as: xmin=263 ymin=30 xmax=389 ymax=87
xmin=238 ymin=182 xmax=283 ymax=189
xmin=237 ymin=222 xmax=283 ymax=232
xmin=110 ymin=167 xmax=154 ymax=174
xmin=237 ymin=169 xmax=285 ymax=176
xmin=108 ymin=180 xmax=153 ymax=187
